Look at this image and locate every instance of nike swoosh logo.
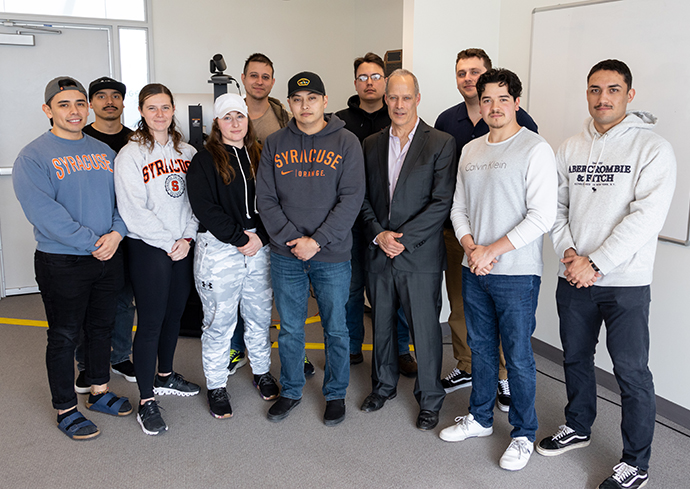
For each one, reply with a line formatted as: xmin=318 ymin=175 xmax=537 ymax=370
xmin=281 ymin=170 xmax=293 ymax=175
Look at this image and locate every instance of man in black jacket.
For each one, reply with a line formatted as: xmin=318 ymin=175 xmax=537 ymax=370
xmin=359 ymin=69 xmax=456 ymax=431
xmin=336 ymin=53 xmax=416 ymax=375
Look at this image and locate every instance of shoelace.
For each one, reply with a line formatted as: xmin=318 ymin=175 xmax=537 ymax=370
xmin=611 ymin=462 xmax=638 ymax=482
xmin=507 ymin=438 xmax=532 ymax=458
xmin=229 ymin=349 xmax=241 ymax=362
xmin=210 ymin=389 xmax=229 ymax=402
xmin=453 ymin=415 xmax=475 ymax=430
xmin=498 ymin=379 xmax=511 ymax=396
xmin=444 ymin=368 xmax=461 ymax=381
xmin=257 ymin=374 xmax=274 ymax=387
xmin=552 ymin=424 xmax=575 ymax=440
xmin=141 ymin=400 xmax=164 ymax=416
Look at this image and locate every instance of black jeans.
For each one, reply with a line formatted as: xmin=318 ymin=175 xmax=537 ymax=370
xmin=127 ymin=238 xmax=193 ymax=399
xmin=556 ymin=278 xmax=655 ymax=470
xmin=35 ymin=250 xmax=123 ymax=410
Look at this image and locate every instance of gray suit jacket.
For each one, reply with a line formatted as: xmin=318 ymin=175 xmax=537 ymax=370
xmin=360 ymin=118 xmax=457 ymax=274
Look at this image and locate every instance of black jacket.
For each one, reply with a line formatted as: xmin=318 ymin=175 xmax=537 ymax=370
xmin=187 ymin=145 xmax=268 ymax=247
xmin=335 ymin=95 xmax=390 ymax=143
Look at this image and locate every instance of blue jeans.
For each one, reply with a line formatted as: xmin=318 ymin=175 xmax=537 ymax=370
xmin=556 ymin=278 xmax=655 ymax=470
xmin=229 ymin=314 xmax=246 ymax=352
xmin=463 ymin=270 xmax=540 ymax=441
xmin=271 ymin=252 xmax=350 ymax=401
xmin=35 ymin=250 xmax=123 ymax=410
xmin=346 ymin=220 xmax=410 ymax=354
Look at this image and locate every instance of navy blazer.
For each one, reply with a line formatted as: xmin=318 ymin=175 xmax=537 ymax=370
xmin=360 ymin=118 xmax=457 ymax=274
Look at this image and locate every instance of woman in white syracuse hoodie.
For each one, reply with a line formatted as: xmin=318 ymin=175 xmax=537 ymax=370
xmin=114 ymin=83 xmax=199 ymax=436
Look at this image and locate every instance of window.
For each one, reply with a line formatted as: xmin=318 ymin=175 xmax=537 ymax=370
xmin=0 ymin=0 xmax=146 ymax=21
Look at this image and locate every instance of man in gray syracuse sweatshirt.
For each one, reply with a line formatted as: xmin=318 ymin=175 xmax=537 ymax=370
xmin=537 ymin=60 xmax=676 ymax=489
xmin=256 ymin=71 xmax=365 ymax=427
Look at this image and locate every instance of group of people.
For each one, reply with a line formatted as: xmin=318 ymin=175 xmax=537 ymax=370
xmin=12 ymin=47 xmax=675 ymax=489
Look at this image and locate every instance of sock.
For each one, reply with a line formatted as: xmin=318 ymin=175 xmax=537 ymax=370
xmin=57 ymin=407 xmax=77 ymax=423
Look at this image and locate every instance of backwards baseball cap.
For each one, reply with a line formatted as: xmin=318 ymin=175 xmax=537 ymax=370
xmin=213 ymin=93 xmax=248 ymax=119
xmin=287 ymin=71 xmax=326 ymax=97
xmin=44 ymin=76 xmax=87 ymax=104
xmin=88 ymin=76 xmax=127 ymax=100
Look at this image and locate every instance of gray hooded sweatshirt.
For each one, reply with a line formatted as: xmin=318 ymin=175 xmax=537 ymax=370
xmin=550 ymin=111 xmax=676 ymax=286
xmin=256 ymin=114 xmax=365 ymax=262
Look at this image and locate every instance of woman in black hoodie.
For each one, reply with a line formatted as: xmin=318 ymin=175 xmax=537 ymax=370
xmin=187 ymin=93 xmax=279 ymax=419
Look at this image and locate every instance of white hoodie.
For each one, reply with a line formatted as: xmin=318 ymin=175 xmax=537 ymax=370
xmin=550 ymin=111 xmax=676 ymax=286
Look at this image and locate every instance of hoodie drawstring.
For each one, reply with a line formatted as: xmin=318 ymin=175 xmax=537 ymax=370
xmin=586 ymin=132 xmax=608 ymax=191
xmin=232 ymin=146 xmax=252 ymax=219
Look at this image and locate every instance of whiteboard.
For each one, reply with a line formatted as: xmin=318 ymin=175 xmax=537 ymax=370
xmin=528 ymin=0 xmax=690 ymax=244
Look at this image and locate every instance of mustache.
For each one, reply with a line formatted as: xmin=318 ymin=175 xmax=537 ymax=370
xmin=595 ymin=104 xmax=613 ymax=109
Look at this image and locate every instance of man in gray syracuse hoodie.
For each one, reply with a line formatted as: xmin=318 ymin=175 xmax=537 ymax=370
xmin=538 ymin=60 xmax=676 ymax=489
xmin=256 ymin=71 xmax=365 ymax=427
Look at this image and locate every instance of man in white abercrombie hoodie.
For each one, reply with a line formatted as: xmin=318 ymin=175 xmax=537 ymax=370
xmin=538 ymin=60 xmax=676 ymax=489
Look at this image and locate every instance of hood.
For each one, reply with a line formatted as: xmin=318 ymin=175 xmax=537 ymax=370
xmin=585 ymin=110 xmax=658 ymax=139
xmin=287 ymin=112 xmax=345 ymax=137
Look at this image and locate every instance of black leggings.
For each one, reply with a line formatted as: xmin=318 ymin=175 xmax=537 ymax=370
xmin=127 ymin=238 xmax=193 ymax=399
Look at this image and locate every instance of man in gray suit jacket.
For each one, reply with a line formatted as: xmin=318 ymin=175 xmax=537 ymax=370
xmin=359 ymin=69 xmax=457 ymax=430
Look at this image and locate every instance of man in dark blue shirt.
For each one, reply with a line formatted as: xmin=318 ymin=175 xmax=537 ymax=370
xmin=435 ymin=49 xmax=538 ymax=413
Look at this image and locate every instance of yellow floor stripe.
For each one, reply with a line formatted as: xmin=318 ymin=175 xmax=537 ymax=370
xmin=0 ymin=316 xmax=413 ymax=351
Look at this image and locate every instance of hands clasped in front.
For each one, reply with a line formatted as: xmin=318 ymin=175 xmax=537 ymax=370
xmin=562 ymin=248 xmax=601 ymax=288
xmin=461 ymin=235 xmax=496 ymax=276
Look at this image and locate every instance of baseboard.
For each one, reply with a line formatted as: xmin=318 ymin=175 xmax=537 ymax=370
xmin=531 ymin=337 xmax=690 ymax=431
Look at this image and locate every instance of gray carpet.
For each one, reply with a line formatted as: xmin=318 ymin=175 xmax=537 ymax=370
xmin=0 ymin=294 xmax=688 ymax=488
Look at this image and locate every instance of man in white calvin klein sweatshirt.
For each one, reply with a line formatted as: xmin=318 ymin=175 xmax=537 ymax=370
xmin=538 ymin=60 xmax=676 ymax=489
xmin=439 ymin=68 xmax=557 ymax=472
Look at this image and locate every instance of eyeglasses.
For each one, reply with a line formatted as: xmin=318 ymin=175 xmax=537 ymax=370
xmin=356 ymin=73 xmax=383 ymax=82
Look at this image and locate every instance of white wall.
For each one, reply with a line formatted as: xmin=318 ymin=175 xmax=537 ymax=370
xmin=150 ymin=0 xmax=403 ymax=115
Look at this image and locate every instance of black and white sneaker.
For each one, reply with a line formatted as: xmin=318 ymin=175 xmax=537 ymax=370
xmin=598 ymin=462 xmax=648 ymax=489
xmin=111 ymin=360 xmax=136 ymax=382
xmin=207 ymin=387 xmax=232 ymax=419
xmin=253 ymin=372 xmax=280 ymax=401
xmin=536 ymin=424 xmax=591 ymax=456
xmin=153 ymin=371 xmax=200 ymax=397
xmin=441 ymin=368 xmax=472 ymax=393
xmin=497 ymin=379 xmax=511 ymax=412
xmin=137 ymin=400 xmax=167 ymax=435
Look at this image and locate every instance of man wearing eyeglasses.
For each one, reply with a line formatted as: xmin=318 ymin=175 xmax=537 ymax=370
xmin=336 ymin=53 xmax=416 ymax=377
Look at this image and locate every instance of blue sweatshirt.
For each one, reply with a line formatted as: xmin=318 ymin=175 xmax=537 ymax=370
xmin=13 ymin=131 xmax=127 ymax=255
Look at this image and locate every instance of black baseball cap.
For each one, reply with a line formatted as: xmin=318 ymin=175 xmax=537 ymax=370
xmin=287 ymin=71 xmax=326 ymax=97
xmin=44 ymin=76 xmax=87 ymax=104
xmin=88 ymin=76 xmax=127 ymax=100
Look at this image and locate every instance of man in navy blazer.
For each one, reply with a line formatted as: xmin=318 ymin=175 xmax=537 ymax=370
xmin=359 ymin=69 xmax=457 ymax=430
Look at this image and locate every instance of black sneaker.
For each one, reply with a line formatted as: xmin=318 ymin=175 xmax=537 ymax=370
xmin=304 ymin=355 xmax=315 ymax=377
xmin=350 ymin=352 xmax=364 ymax=365
xmin=324 ymin=399 xmax=346 ymax=426
xmin=598 ymin=462 xmax=648 ymax=489
xmin=137 ymin=400 xmax=167 ymax=435
xmin=441 ymin=368 xmax=472 ymax=393
xmin=227 ymin=349 xmax=248 ymax=376
xmin=153 ymin=371 xmax=200 ymax=397
xmin=253 ymin=372 xmax=280 ymax=401
xmin=111 ymin=360 xmax=136 ymax=382
xmin=497 ymin=379 xmax=511 ymax=412
xmin=267 ymin=396 xmax=301 ymax=422
xmin=536 ymin=425 xmax=591 ymax=456
xmin=207 ymin=387 xmax=232 ymax=419
xmin=75 ymin=371 xmax=90 ymax=395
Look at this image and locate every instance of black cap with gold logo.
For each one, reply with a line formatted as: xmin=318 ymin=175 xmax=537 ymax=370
xmin=287 ymin=71 xmax=326 ymax=97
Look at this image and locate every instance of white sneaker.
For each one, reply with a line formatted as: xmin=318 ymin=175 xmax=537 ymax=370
xmin=499 ymin=436 xmax=534 ymax=471
xmin=439 ymin=413 xmax=493 ymax=442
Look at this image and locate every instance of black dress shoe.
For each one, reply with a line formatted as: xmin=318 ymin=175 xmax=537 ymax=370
xmin=350 ymin=352 xmax=364 ymax=365
xmin=324 ymin=399 xmax=346 ymax=426
xmin=398 ymin=353 xmax=418 ymax=378
xmin=416 ymin=409 xmax=439 ymax=430
xmin=267 ymin=396 xmax=301 ymax=422
xmin=360 ymin=392 xmax=396 ymax=412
